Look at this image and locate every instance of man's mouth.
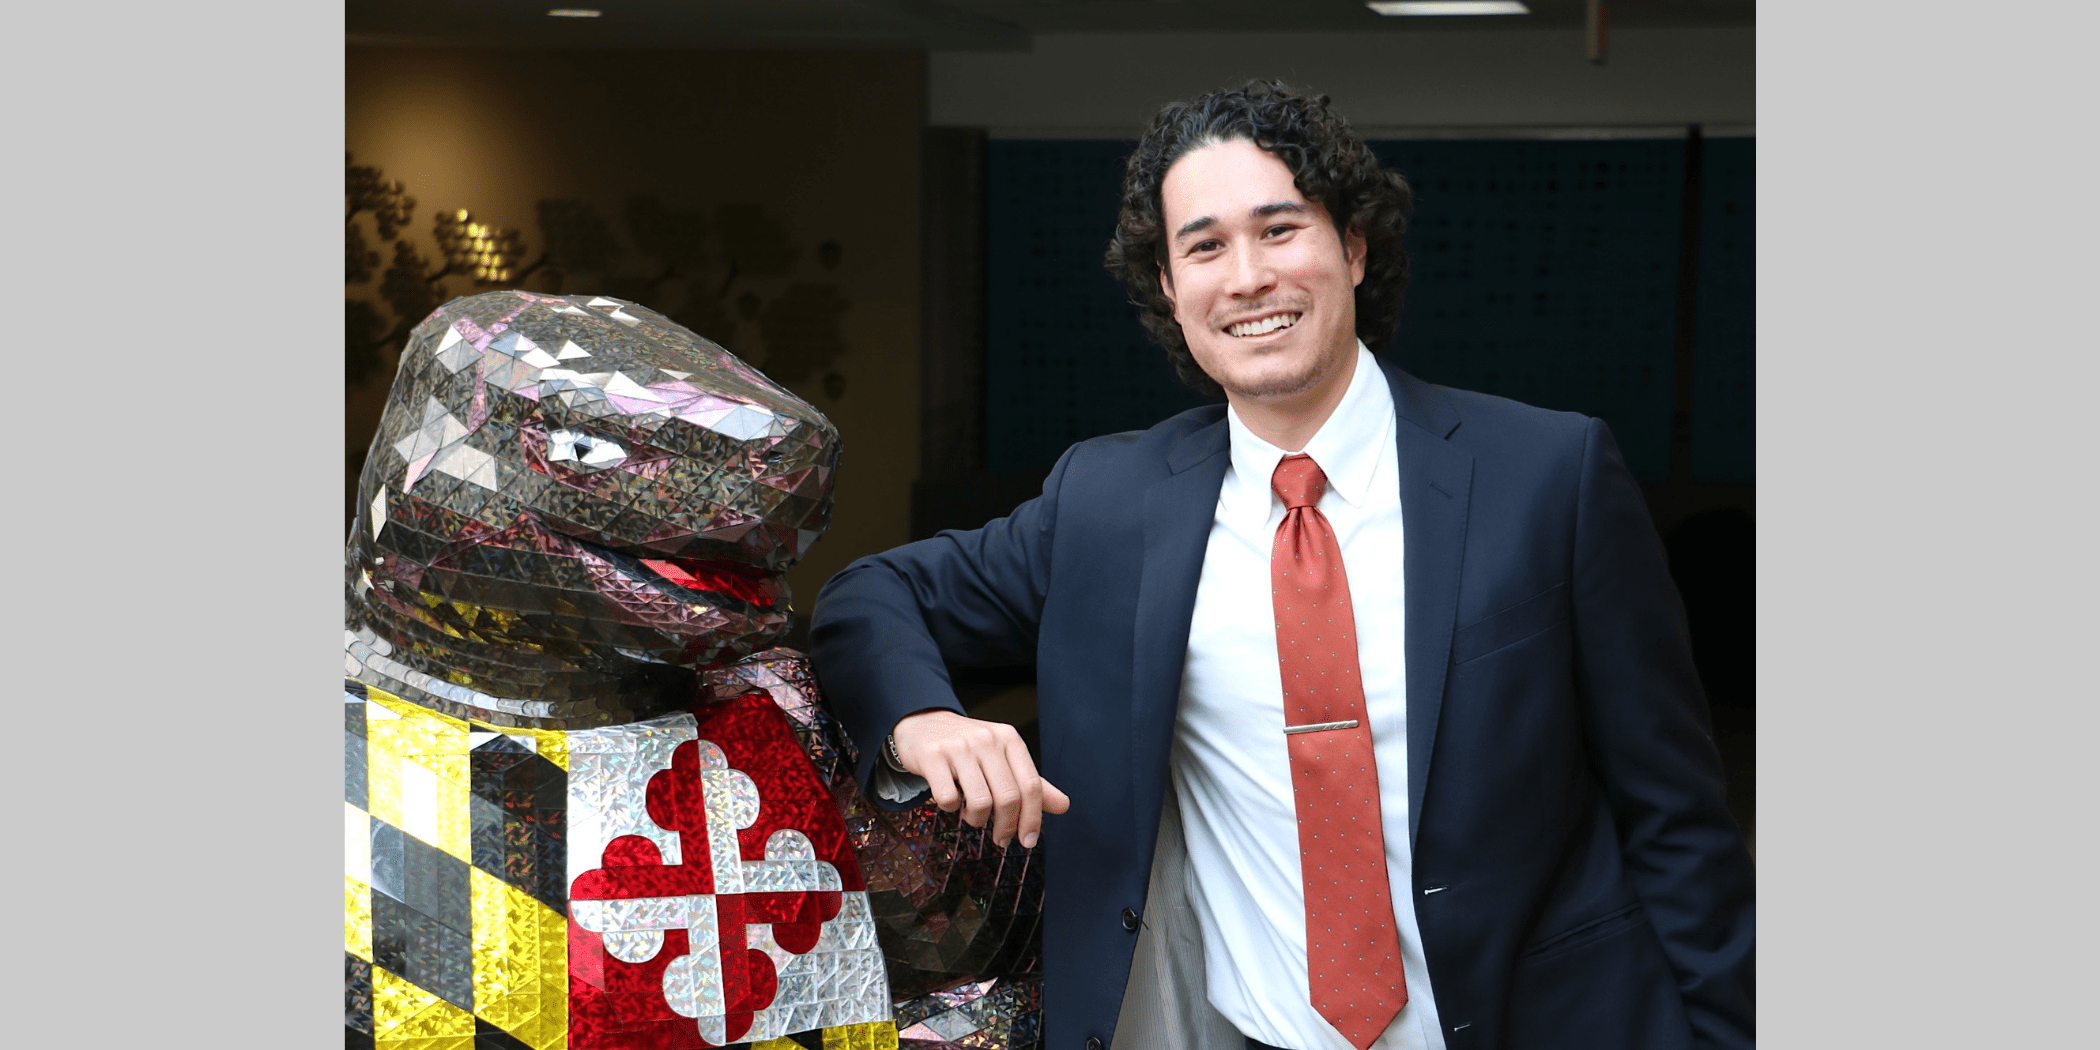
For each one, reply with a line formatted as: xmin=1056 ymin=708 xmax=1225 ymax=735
xmin=1226 ymin=312 xmax=1302 ymax=338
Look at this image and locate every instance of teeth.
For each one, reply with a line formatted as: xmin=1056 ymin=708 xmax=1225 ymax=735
xmin=1228 ymin=313 xmax=1300 ymax=337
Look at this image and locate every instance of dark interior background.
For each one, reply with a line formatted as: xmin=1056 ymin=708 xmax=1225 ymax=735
xmin=346 ymin=3 xmax=1755 ymax=849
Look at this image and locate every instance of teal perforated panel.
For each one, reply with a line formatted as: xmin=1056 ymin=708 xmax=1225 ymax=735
xmin=984 ymin=141 xmax=1204 ymax=475
xmin=1691 ymin=137 xmax=1754 ymax=484
xmin=1373 ymin=139 xmax=1686 ymax=479
xmin=984 ymin=138 xmax=1747 ymax=483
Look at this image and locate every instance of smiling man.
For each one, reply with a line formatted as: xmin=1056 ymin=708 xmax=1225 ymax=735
xmin=810 ymin=82 xmax=1755 ymax=1050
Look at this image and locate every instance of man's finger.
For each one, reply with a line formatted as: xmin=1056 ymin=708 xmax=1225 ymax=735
xmin=925 ymin=757 xmax=963 ymax=813
xmin=1003 ymin=736 xmax=1045 ymax=849
xmin=1039 ymin=779 xmax=1072 ymax=815
xmin=953 ymin=755 xmax=995 ymax=828
xmin=981 ymin=744 xmax=1026 ymax=847
xmin=1021 ymin=779 xmax=1070 ymax=847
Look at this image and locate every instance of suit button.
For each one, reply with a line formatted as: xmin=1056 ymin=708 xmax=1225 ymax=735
xmin=1120 ymin=907 xmax=1139 ymax=931
xmin=1086 ymin=1039 xmax=1105 ymax=1050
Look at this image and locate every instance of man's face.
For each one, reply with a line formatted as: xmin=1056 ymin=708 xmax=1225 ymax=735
xmin=1158 ymin=137 xmax=1366 ymax=401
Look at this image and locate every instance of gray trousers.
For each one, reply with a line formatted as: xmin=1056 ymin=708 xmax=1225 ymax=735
xmin=1111 ymin=790 xmax=1248 ymax=1049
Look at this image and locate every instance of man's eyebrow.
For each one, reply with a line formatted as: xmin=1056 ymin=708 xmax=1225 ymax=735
xmin=1172 ymin=201 xmax=1309 ymax=245
xmin=1172 ymin=215 xmax=1216 ymax=244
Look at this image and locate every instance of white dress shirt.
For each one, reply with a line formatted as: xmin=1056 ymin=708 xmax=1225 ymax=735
xmin=1172 ymin=342 xmax=1446 ymax=1050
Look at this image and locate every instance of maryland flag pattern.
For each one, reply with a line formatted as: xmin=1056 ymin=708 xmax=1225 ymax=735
xmin=344 ymin=675 xmax=898 ymax=1050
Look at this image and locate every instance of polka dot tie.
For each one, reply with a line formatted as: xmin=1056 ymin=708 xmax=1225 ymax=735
xmin=1271 ymin=454 xmax=1406 ymax=1050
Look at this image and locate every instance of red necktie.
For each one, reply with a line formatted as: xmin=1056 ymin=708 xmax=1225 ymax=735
xmin=1271 ymin=453 xmax=1407 ymax=1050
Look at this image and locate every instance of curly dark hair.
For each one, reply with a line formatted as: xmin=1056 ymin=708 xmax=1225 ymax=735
xmin=1104 ymin=80 xmax=1414 ymax=398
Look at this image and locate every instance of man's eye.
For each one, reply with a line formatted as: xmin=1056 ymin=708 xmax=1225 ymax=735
xmin=1191 ymin=239 xmax=1222 ymax=254
xmin=1265 ymin=224 xmax=1298 ymax=238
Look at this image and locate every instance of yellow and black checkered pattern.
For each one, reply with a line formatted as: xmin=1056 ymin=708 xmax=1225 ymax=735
xmin=346 ymin=679 xmax=571 ymax=1050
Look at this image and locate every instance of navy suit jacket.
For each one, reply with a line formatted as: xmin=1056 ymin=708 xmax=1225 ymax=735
xmin=810 ymin=356 xmax=1755 ymax=1050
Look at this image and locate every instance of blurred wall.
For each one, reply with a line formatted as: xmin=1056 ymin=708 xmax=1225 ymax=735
xmin=931 ymin=28 xmax=1754 ymax=135
xmin=345 ymin=47 xmax=924 ymax=623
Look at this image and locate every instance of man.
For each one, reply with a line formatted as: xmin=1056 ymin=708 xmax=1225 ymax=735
xmin=810 ymin=81 xmax=1754 ymax=1050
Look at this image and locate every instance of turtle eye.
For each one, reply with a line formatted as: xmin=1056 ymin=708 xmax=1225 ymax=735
xmin=547 ymin=428 xmax=629 ymax=469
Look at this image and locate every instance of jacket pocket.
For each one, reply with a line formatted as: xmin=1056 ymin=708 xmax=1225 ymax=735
xmin=1452 ymin=582 xmax=1569 ymax=665
xmin=1519 ymin=901 xmax=1645 ymax=963
xmin=1507 ymin=902 xmax=1693 ymax=1050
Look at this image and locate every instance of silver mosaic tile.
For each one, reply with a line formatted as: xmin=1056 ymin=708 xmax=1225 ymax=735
xmin=601 ymin=929 xmax=665 ymax=964
xmin=346 ymin=291 xmax=839 ymax=729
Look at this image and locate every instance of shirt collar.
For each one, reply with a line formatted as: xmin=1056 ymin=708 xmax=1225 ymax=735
xmin=1224 ymin=341 xmax=1393 ymax=511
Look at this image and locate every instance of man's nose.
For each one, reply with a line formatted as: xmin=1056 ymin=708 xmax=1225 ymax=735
xmin=1226 ymin=242 xmax=1275 ymax=297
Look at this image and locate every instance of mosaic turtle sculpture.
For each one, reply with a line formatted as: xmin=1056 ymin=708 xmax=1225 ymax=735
xmin=344 ymin=291 xmax=1042 ymax=1050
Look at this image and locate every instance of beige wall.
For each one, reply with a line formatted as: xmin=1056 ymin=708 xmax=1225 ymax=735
xmin=346 ymin=46 xmax=924 ymax=618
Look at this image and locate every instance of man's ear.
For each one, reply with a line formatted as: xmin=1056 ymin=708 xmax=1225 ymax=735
xmin=1157 ymin=263 xmax=1176 ymax=308
xmin=1345 ymin=224 xmax=1368 ymax=288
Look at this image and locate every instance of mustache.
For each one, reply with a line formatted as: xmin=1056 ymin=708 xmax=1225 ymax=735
xmin=1208 ymin=295 xmax=1311 ymax=329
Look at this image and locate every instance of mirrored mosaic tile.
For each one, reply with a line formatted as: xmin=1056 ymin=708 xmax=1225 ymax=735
xmin=345 ymin=293 xmax=1028 ymax=1045
xmin=348 ymin=292 xmax=841 ymax=730
xmin=696 ymin=655 xmax=1048 ymax=1047
xmin=601 ymin=929 xmax=666 ymax=964
xmin=563 ymin=691 xmax=894 ymax=1046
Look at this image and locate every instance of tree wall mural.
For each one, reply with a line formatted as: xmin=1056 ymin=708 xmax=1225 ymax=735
xmin=344 ymin=153 xmax=855 ymax=520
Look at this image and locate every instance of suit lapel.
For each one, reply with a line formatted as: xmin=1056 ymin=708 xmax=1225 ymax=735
xmin=1130 ymin=418 xmax=1231 ymax=859
xmin=1380 ymin=359 xmax=1473 ymax=847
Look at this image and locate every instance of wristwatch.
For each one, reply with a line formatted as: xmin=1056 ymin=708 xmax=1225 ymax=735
xmin=882 ymin=732 xmax=908 ymax=773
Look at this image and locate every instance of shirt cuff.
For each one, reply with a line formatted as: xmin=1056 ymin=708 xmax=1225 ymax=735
xmin=873 ymin=762 xmax=930 ymax=804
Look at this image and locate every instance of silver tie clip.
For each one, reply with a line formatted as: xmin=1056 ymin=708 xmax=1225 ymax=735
xmin=1283 ymin=719 xmax=1360 ymax=735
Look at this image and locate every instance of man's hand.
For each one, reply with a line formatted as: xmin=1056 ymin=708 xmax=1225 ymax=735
xmin=892 ymin=709 xmax=1070 ymax=849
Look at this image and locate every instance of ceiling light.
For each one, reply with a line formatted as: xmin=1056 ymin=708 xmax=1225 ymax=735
xmin=547 ymin=8 xmax=602 ymax=16
xmin=1365 ymin=1 xmax=1530 ymax=15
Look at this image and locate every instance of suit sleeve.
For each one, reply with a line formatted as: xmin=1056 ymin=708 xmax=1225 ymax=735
xmin=1568 ymin=418 xmax=1756 ymax=1049
xmin=808 ymin=445 xmax=1075 ymax=805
